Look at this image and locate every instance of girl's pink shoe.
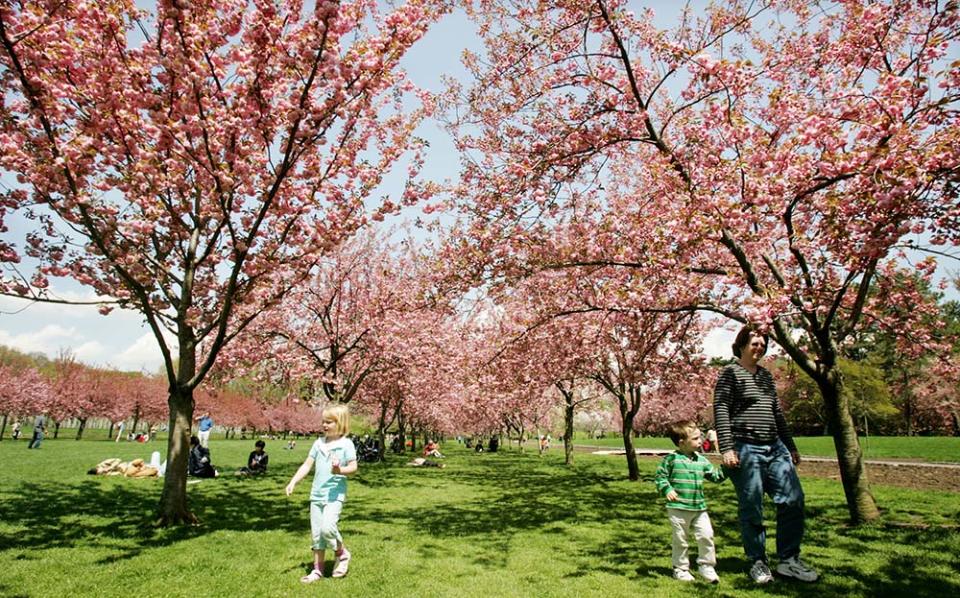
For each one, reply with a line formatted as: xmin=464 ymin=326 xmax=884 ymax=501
xmin=332 ymin=549 xmax=351 ymax=578
xmin=300 ymin=569 xmax=323 ymax=583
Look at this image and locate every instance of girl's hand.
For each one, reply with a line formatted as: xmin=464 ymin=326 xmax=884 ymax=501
xmin=285 ymin=481 xmax=296 ymax=496
xmin=331 ymin=458 xmax=341 ymax=473
xmin=666 ymin=490 xmax=679 ymax=501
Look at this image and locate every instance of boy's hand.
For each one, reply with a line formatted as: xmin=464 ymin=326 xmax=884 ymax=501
xmin=666 ymin=490 xmax=678 ymax=501
xmin=285 ymin=481 xmax=296 ymax=496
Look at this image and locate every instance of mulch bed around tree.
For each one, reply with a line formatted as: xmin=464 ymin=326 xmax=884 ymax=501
xmin=797 ymin=460 xmax=960 ymax=493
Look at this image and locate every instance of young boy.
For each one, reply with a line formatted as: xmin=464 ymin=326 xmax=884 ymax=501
xmin=654 ymin=420 xmax=725 ymax=583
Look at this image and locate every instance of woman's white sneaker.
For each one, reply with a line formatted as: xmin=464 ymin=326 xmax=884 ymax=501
xmin=749 ymin=560 xmax=774 ymax=584
xmin=776 ymin=556 xmax=818 ymax=582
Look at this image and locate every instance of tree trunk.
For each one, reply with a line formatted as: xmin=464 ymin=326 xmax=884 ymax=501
xmin=107 ymin=421 xmax=115 ymax=440
xmin=0 ymin=414 xmax=7 ymax=441
xmin=157 ymin=386 xmax=199 ymax=525
xmin=375 ymin=401 xmax=390 ymax=462
xmin=617 ymin=394 xmax=639 ymax=481
xmin=952 ymin=411 xmax=960 ymax=437
xmin=53 ymin=421 xmax=60 ymax=439
xmin=131 ymin=405 xmax=141 ymax=437
xmin=818 ymin=371 xmax=880 ymax=524
xmin=76 ymin=417 xmax=87 ymax=440
xmin=397 ymin=414 xmax=405 ymax=453
xmin=564 ymin=399 xmax=575 ymax=466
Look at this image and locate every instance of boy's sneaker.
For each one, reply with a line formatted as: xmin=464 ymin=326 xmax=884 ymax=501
xmin=673 ymin=568 xmax=695 ymax=582
xmin=332 ymin=548 xmax=351 ymax=578
xmin=777 ymin=556 xmax=819 ymax=582
xmin=749 ymin=560 xmax=774 ymax=584
xmin=698 ymin=564 xmax=720 ymax=584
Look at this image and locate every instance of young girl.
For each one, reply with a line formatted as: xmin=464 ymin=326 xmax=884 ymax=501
xmin=286 ymin=404 xmax=358 ymax=582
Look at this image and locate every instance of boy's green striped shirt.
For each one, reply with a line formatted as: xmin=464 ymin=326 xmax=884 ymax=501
xmin=654 ymin=451 xmax=725 ymax=511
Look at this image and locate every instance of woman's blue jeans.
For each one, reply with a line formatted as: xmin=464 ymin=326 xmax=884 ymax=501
xmin=724 ymin=440 xmax=805 ymax=562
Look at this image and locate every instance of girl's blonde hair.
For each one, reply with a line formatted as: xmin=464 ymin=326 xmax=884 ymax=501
xmin=323 ymin=403 xmax=350 ymax=437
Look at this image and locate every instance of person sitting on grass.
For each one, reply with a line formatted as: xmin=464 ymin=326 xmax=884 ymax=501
xmin=423 ymin=440 xmax=444 ymax=458
xmin=237 ymin=440 xmax=269 ymax=476
xmin=188 ymin=435 xmax=218 ymax=478
xmin=654 ymin=420 xmax=725 ymax=584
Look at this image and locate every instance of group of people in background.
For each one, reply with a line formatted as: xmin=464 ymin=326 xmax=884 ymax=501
xmin=655 ymin=325 xmax=818 ymax=586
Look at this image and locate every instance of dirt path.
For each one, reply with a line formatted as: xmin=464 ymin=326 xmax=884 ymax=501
xmin=577 ymin=446 xmax=960 ymax=492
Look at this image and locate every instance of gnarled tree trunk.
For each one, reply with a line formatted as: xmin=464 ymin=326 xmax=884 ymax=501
xmin=817 ymin=369 xmax=880 ymax=524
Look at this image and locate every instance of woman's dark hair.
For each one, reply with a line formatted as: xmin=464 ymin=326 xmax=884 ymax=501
xmin=732 ymin=325 xmax=768 ymax=358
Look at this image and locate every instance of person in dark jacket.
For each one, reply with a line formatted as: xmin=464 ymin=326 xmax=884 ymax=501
xmin=238 ymin=440 xmax=269 ymax=476
xmin=188 ymin=435 xmax=218 ymax=478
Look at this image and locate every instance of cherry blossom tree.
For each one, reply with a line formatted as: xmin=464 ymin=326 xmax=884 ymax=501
xmin=0 ymin=363 xmax=53 ymax=440
xmin=446 ymin=0 xmax=960 ymax=523
xmin=1 ymin=0 xmax=447 ymax=523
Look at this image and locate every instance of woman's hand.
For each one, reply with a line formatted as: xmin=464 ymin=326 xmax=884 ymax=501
xmin=722 ymin=450 xmax=739 ymax=468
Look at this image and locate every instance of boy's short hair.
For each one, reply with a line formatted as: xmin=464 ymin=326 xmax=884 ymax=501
xmin=255 ymin=440 xmax=266 ymax=449
xmin=323 ymin=403 xmax=350 ymax=436
xmin=667 ymin=420 xmax=699 ymax=446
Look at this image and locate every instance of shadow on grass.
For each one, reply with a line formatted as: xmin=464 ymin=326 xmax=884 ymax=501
xmin=3 ymin=448 xmax=959 ymax=597
xmin=0 ymin=465 xmax=308 ymax=560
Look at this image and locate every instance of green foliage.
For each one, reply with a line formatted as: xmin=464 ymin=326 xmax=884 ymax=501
xmin=773 ymin=358 xmax=900 ymax=435
xmin=1 ymin=439 xmax=958 ymax=597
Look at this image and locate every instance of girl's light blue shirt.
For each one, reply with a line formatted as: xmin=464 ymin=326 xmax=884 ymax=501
xmin=308 ymin=436 xmax=357 ymax=503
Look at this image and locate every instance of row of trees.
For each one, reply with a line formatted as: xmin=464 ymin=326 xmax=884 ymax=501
xmin=2 ymin=1 xmax=958 ymax=526
xmin=435 ymin=0 xmax=960 ymax=525
xmin=0 ymin=345 xmax=331 ymax=440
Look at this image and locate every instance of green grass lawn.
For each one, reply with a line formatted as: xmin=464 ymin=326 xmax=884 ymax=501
xmin=575 ymin=434 xmax=960 ymax=462
xmin=1 ymin=437 xmax=958 ymax=597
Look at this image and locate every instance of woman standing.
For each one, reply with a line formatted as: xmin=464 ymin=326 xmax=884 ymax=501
xmin=713 ymin=325 xmax=818 ymax=584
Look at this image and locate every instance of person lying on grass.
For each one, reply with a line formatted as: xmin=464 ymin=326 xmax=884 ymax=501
xmin=407 ymin=457 xmax=445 ymax=468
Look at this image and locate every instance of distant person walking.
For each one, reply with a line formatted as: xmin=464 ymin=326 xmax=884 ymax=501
xmin=196 ymin=412 xmax=213 ymax=448
xmin=27 ymin=414 xmax=45 ymax=449
xmin=11 ymin=420 xmax=21 ymax=440
xmin=713 ymin=325 xmax=818 ymax=584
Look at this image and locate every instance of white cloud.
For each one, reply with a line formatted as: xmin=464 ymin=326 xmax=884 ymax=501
xmin=0 ymin=324 xmax=86 ymax=356
xmin=72 ymin=340 xmax=109 ymax=363
xmin=109 ymin=332 xmax=169 ymax=374
xmin=703 ymin=326 xmax=735 ymax=358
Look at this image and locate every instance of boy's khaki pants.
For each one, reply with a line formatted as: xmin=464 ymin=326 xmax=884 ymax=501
xmin=667 ymin=508 xmax=716 ymax=570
